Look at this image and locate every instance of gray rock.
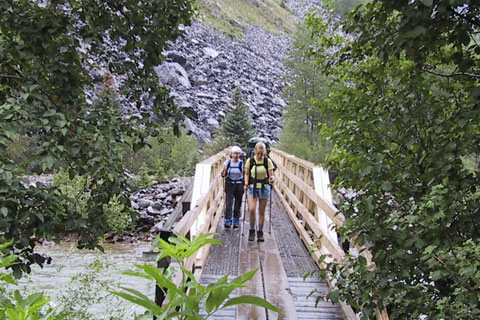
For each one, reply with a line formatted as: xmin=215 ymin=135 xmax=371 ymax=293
xmin=155 ymin=62 xmax=191 ymax=89
xmin=203 ymin=47 xmax=219 ymax=58
xmin=147 ymin=206 xmax=162 ymax=215
xmin=150 ymin=222 xmax=164 ymax=233
xmin=166 ymin=52 xmax=187 ymax=66
xmin=152 ymin=201 xmax=164 ymax=210
xmin=137 ymin=199 xmax=153 ymax=209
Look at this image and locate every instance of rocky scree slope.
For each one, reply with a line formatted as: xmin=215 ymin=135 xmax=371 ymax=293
xmin=156 ymin=21 xmax=290 ymax=143
xmin=154 ymin=0 xmax=325 ymax=144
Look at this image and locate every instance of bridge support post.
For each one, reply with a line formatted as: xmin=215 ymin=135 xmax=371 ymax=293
xmin=153 ymin=229 xmax=172 ymax=319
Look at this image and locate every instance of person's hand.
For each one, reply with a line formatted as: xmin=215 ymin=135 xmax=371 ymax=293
xmin=221 ymin=171 xmax=226 ymax=177
xmin=269 ymin=176 xmax=275 ymax=184
xmin=244 ymin=184 xmax=249 ymax=191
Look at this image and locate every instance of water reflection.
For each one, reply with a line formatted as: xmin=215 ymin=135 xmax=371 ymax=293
xmin=17 ymin=241 xmax=156 ymax=319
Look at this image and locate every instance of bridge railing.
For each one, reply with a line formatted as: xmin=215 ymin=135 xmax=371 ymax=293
xmin=269 ymin=148 xmax=389 ymax=320
xmin=170 ymin=148 xmax=229 ymax=281
xmin=163 ymin=147 xmax=388 ymax=320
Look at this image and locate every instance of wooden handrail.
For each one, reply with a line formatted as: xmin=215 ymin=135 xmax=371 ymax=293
xmin=169 ymin=148 xmax=229 ymax=287
xmin=164 ymin=147 xmax=389 ymax=320
xmin=270 ymin=148 xmax=389 ymax=320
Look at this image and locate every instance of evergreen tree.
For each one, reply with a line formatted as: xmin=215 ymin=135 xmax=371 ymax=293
xmin=218 ymin=87 xmax=256 ymax=149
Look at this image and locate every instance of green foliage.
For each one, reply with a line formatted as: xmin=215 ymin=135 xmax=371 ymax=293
xmin=53 ymin=169 xmax=134 ymax=237
xmin=0 ymin=0 xmax=195 ymax=272
xmin=53 ymin=169 xmax=91 ymax=224
xmin=134 ymin=165 xmax=157 ymax=188
xmin=205 ymin=87 xmax=256 ymax=156
xmin=278 ymin=22 xmax=331 ymax=164
xmin=305 ymin=2 xmax=480 ymax=318
xmin=0 ymin=241 xmax=56 ymax=320
xmin=124 ymin=129 xmax=200 ymax=186
xmin=113 ymin=233 xmax=281 ymax=319
xmin=103 ymin=195 xmax=134 ymax=236
xmin=3 ymin=133 xmax=43 ymax=174
xmin=218 ymin=88 xmax=257 ymax=149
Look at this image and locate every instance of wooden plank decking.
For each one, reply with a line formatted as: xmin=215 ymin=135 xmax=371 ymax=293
xmin=201 ymin=190 xmax=344 ymax=320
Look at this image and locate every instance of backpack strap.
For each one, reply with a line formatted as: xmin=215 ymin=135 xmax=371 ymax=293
xmin=226 ymin=159 xmax=243 ymax=183
xmin=249 ymin=156 xmax=269 ymax=195
xmin=226 ymin=159 xmax=231 ymax=172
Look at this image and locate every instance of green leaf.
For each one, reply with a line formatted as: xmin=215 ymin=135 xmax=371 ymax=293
xmin=205 ymin=274 xmax=233 ymax=313
xmin=111 ymin=287 xmax=163 ymax=314
xmin=43 ymin=109 xmax=56 ymax=117
xmin=381 ymin=181 xmax=392 ymax=191
xmin=223 ymin=295 xmax=281 ymax=313
xmin=407 ymin=26 xmax=427 ymax=38
xmin=0 ymin=241 xmax=13 ymax=251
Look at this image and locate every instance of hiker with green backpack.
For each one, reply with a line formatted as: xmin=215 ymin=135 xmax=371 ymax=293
xmin=221 ymin=146 xmax=244 ymax=229
xmin=244 ymin=142 xmax=275 ymax=242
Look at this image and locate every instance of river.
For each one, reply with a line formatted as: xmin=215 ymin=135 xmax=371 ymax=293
xmin=16 ymin=240 xmax=157 ymax=319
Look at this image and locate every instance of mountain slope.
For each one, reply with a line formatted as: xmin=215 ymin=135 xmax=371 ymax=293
xmin=154 ymin=0 xmax=325 ymax=144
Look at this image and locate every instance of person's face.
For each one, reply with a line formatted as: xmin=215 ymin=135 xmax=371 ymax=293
xmin=255 ymin=147 xmax=265 ymax=157
xmin=231 ymin=151 xmax=240 ymax=160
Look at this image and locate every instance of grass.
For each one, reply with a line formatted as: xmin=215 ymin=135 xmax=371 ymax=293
xmin=196 ymin=0 xmax=295 ymax=38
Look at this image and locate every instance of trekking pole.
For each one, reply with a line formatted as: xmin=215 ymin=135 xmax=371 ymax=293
xmin=269 ymin=184 xmax=272 ymax=235
xmin=242 ymin=190 xmax=247 ymax=237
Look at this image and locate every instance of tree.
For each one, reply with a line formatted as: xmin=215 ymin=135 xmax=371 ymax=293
xmin=278 ymin=22 xmax=331 ymax=164
xmin=305 ymin=2 xmax=480 ymax=318
xmin=217 ymin=87 xmax=256 ymax=150
xmin=0 ymin=0 xmax=195 ymax=275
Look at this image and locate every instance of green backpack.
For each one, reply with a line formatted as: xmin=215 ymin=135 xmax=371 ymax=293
xmin=244 ymin=136 xmax=277 ymax=172
xmin=244 ymin=137 xmax=270 ymax=159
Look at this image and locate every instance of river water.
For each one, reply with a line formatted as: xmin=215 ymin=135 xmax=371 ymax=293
xmin=16 ymin=240 xmax=157 ymax=319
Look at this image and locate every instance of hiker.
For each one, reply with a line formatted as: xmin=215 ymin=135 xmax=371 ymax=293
xmin=221 ymin=146 xmax=244 ymax=229
xmin=244 ymin=142 xmax=275 ymax=242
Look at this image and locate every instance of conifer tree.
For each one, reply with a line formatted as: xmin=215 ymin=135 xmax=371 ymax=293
xmin=218 ymin=87 xmax=256 ymax=149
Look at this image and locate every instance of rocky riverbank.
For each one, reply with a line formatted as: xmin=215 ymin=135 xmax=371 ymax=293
xmin=25 ymin=175 xmax=191 ymax=243
xmin=126 ymin=177 xmax=191 ymax=242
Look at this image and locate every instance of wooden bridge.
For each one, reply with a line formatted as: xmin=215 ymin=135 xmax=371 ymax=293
xmin=157 ymin=148 xmax=390 ymax=320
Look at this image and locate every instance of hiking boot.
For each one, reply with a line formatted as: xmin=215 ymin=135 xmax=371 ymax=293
xmin=257 ymin=230 xmax=264 ymax=242
xmin=248 ymin=229 xmax=255 ymax=241
xmin=224 ymin=218 xmax=232 ymax=229
xmin=233 ymin=218 xmax=240 ymax=229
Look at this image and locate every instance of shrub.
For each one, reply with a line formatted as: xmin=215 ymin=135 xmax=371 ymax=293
xmin=0 ymin=241 xmax=56 ymax=319
xmin=53 ymin=169 xmax=134 ymax=236
xmin=123 ymin=129 xmax=200 ymax=185
xmin=103 ymin=195 xmax=134 ymax=235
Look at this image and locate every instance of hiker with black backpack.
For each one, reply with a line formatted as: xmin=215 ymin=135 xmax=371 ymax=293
xmin=221 ymin=146 xmax=244 ymax=229
xmin=244 ymin=142 xmax=275 ymax=242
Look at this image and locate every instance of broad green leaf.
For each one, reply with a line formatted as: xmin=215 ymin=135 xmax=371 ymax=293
xmin=223 ymin=295 xmax=281 ymax=313
xmin=43 ymin=109 xmax=56 ymax=117
xmin=111 ymin=287 xmax=163 ymax=314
